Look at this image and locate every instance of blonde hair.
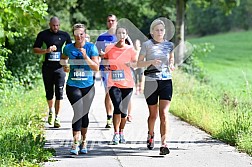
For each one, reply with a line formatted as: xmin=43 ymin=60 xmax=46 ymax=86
xmin=150 ymin=19 xmax=165 ymax=34
xmin=72 ymin=23 xmax=86 ymax=34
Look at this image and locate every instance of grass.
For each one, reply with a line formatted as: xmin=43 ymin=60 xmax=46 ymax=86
xmin=0 ymin=81 xmax=54 ymax=166
xmin=171 ymin=70 xmax=252 ymax=156
xmin=188 ymin=30 xmax=252 ymax=92
xmin=170 ymin=30 xmax=252 ymax=156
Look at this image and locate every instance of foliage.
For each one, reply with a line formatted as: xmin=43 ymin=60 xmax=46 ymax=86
xmin=0 ymin=81 xmax=54 ymax=166
xmin=171 ymin=70 xmax=252 ymax=156
xmin=5 ymin=36 xmax=43 ymax=89
xmin=187 ymin=0 xmax=251 ymax=35
xmin=180 ymin=42 xmax=214 ymax=82
xmin=0 ymin=0 xmax=48 ymax=90
xmin=45 ymin=0 xmax=78 ymax=32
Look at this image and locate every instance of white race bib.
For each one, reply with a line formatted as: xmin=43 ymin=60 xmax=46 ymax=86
xmin=71 ymin=68 xmax=88 ymax=80
xmin=111 ymin=70 xmax=125 ymax=81
xmin=48 ymin=52 xmax=61 ymax=61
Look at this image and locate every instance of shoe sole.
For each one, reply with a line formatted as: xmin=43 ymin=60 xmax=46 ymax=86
xmin=70 ymin=151 xmax=79 ymax=155
xmin=80 ymin=150 xmax=88 ymax=154
xmin=159 ymin=147 xmax=170 ymax=155
xmin=105 ymin=124 xmax=112 ymax=128
xmin=54 ymin=124 xmax=61 ymax=128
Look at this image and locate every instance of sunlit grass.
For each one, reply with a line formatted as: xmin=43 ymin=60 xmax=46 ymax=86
xmin=189 ymin=30 xmax=252 ymax=91
xmin=0 ymin=81 xmax=54 ymax=166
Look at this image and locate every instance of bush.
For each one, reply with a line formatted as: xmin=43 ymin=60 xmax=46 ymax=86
xmin=180 ymin=42 xmax=214 ymax=82
xmin=5 ymin=36 xmax=43 ymax=89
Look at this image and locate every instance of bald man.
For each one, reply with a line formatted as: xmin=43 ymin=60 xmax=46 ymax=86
xmin=33 ymin=16 xmax=72 ymax=128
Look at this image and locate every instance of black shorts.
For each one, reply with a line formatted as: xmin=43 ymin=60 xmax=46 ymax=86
xmin=42 ymin=63 xmax=65 ymax=100
xmin=144 ymin=80 xmax=173 ymax=105
xmin=109 ymin=86 xmax=133 ymax=117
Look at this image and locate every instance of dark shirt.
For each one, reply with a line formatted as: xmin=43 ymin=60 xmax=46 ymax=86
xmin=33 ymin=29 xmax=72 ymax=68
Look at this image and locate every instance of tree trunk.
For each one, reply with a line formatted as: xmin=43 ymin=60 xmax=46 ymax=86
xmin=175 ymin=0 xmax=185 ymax=66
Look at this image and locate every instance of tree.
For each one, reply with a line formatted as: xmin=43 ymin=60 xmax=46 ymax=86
xmin=174 ymin=0 xmax=240 ymax=65
xmin=0 ymin=0 xmax=48 ymax=88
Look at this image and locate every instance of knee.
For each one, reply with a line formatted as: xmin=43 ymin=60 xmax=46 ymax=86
xmin=55 ymin=86 xmax=64 ymax=100
xmin=159 ymin=113 xmax=168 ymax=123
xmin=149 ymin=113 xmax=158 ymax=120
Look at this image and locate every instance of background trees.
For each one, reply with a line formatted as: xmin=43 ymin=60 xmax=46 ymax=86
xmin=0 ymin=0 xmax=250 ymax=90
xmin=0 ymin=0 xmax=48 ymax=89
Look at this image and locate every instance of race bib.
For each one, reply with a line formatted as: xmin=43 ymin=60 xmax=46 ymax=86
xmin=111 ymin=70 xmax=125 ymax=81
xmin=48 ymin=52 xmax=61 ymax=61
xmin=161 ymin=67 xmax=171 ymax=79
xmin=71 ymin=68 xmax=88 ymax=80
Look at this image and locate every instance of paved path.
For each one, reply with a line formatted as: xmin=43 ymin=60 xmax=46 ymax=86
xmin=43 ymin=80 xmax=252 ymax=167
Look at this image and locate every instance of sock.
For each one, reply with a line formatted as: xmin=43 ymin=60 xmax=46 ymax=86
xmin=119 ymin=132 xmax=124 ymax=135
xmin=107 ymin=115 xmax=112 ymax=120
xmin=49 ymin=108 xmax=54 ymax=113
xmin=114 ymin=132 xmax=119 ymax=135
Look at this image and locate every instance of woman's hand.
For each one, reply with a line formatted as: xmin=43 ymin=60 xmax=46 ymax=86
xmin=151 ymin=59 xmax=162 ymax=66
xmin=79 ymin=48 xmax=87 ymax=59
xmin=169 ymin=64 xmax=175 ymax=71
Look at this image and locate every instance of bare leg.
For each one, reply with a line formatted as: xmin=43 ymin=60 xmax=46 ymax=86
xmin=127 ymin=100 xmax=133 ymax=122
xmin=159 ymin=100 xmax=171 ymax=146
xmin=148 ymin=104 xmax=158 ymax=136
xmin=119 ymin=117 xmax=127 ymax=132
xmin=47 ymin=99 xmax=54 ymax=110
xmin=55 ymin=99 xmax=61 ymax=116
xmin=105 ymin=93 xmax=113 ymax=116
xmin=113 ymin=114 xmax=121 ymax=133
xmin=72 ymin=131 xmax=81 ymax=143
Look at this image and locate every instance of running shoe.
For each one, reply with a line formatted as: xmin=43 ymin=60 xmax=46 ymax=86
xmin=119 ymin=134 xmax=126 ymax=144
xmin=54 ymin=117 xmax=61 ymax=128
xmin=70 ymin=143 xmax=80 ymax=155
xmin=112 ymin=134 xmax=119 ymax=145
xmin=105 ymin=118 xmax=112 ymax=128
xmin=147 ymin=132 xmax=154 ymax=150
xmin=48 ymin=112 xmax=54 ymax=125
xmin=80 ymin=141 xmax=88 ymax=154
xmin=160 ymin=145 xmax=170 ymax=155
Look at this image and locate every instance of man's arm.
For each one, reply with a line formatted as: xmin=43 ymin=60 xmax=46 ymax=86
xmin=33 ymin=45 xmax=56 ymax=55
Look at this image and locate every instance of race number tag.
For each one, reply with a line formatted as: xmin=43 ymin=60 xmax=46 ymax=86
xmin=71 ymin=68 xmax=88 ymax=80
xmin=48 ymin=52 xmax=61 ymax=61
xmin=112 ymin=70 xmax=125 ymax=81
xmin=161 ymin=67 xmax=171 ymax=79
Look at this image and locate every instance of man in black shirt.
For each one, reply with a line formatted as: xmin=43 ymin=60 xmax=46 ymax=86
xmin=33 ymin=16 xmax=72 ymax=128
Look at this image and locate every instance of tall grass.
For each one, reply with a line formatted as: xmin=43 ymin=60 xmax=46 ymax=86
xmin=0 ymin=81 xmax=54 ymax=166
xmin=171 ymin=70 xmax=252 ymax=156
xmin=174 ymin=30 xmax=252 ymax=155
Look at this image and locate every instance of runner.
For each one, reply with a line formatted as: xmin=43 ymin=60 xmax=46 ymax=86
xmin=137 ymin=19 xmax=175 ymax=155
xmin=104 ymin=27 xmax=137 ymax=144
xmin=61 ymin=23 xmax=99 ymax=155
xmin=33 ymin=16 xmax=72 ymax=128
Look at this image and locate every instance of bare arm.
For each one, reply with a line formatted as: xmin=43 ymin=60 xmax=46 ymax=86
xmin=169 ymin=51 xmax=175 ymax=71
xmin=60 ymin=54 xmax=70 ymax=72
xmin=79 ymin=48 xmax=99 ymax=71
xmin=137 ymin=54 xmax=161 ymax=68
xmin=33 ymin=45 xmax=57 ymax=54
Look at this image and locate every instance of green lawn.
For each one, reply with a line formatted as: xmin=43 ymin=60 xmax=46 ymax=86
xmin=170 ymin=31 xmax=252 ymax=156
xmin=189 ymin=30 xmax=252 ymax=92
